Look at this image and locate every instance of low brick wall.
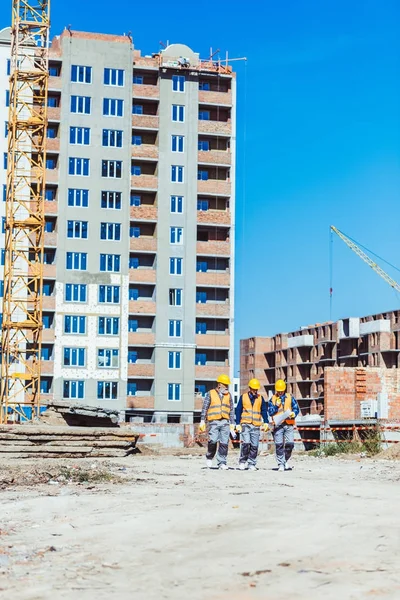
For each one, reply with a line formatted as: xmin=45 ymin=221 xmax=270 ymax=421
xmin=325 ymin=367 xmax=400 ymax=420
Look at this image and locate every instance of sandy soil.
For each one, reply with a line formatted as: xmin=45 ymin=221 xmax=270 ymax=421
xmin=0 ymin=452 xmax=399 ymax=600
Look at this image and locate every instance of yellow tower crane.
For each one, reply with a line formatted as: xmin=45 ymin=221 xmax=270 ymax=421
xmin=0 ymin=0 xmax=50 ymax=423
xmin=330 ymin=225 xmax=400 ymax=293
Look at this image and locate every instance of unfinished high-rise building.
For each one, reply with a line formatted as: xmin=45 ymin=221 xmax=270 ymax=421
xmin=240 ymin=309 xmax=400 ymax=416
xmin=0 ymin=27 xmax=236 ymax=422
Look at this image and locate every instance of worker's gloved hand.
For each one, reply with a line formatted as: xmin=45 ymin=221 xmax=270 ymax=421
xmin=236 ymin=424 xmax=242 ymax=434
xmin=276 ymin=398 xmax=282 ymax=407
xmin=199 ymin=421 xmax=206 ymax=433
xmin=289 ymin=412 xmax=295 ymax=419
xmin=262 ymin=423 xmax=269 ymax=432
xmin=230 ymin=424 xmax=236 ymax=439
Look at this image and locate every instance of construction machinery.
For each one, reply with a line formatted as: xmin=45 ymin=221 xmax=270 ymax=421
xmin=0 ymin=0 xmax=50 ymax=423
xmin=330 ymin=225 xmax=400 ymax=293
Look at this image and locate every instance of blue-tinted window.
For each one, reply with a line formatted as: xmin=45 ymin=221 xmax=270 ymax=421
xmin=128 ymin=350 xmax=138 ymax=363
xmin=47 ymin=127 xmax=57 ymax=139
xmin=70 ymin=95 xmax=91 ymax=114
xmin=199 ymin=110 xmax=210 ymax=121
xmin=128 ymin=318 xmax=138 ymax=332
xmin=63 ymin=347 xmax=86 ymax=367
xmin=130 ymin=226 xmax=140 ymax=238
xmin=168 ymin=383 xmax=181 ymax=401
xmin=98 ymin=317 xmax=119 ymax=335
xmin=198 ymin=140 xmax=210 ymax=151
xmin=195 ymin=353 xmax=207 ymax=366
xmin=169 ymin=319 xmax=181 ymax=337
xmin=196 ymin=291 xmax=207 ymax=304
xmin=65 ymin=283 xmax=87 ymax=302
xmin=130 ymin=194 xmax=141 ymax=207
xmin=69 ymin=157 xmax=90 ymax=176
xmin=71 ymin=65 xmax=92 ymax=83
xmin=132 ymin=104 xmax=143 ymax=115
xmin=198 ymin=170 xmax=208 ymax=181
xmin=101 ymin=191 xmax=121 ymax=209
xmin=132 ymin=135 xmax=142 ymax=145
xmin=196 ymin=321 xmax=207 ymax=334
xmin=68 ymin=188 xmax=89 ymax=207
xmin=104 ymin=68 xmax=124 ymax=87
xmin=172 ymin=75 xmax=185 ymax=92
xmin=103 ymin=129 xmax=123 ymax=147
xmin=103 ymin=98 xmax=124 ymax=116
xmin=169 ymin=257 xmax=182 ymax=275
xmin=66 ymin=252 xmax=87 ymax=271
xmin=129 ymin=257 xmax=139 ymax=269
xmin=127 ymin=381 xmax=137 ymax=396
xmin=197 ymin=200 xmax=209 ymax=211
xmin=196 ymin=261 xmax=208 ymax=272
xmin=131 ymin=165 xmax=141 ymax=176
xmin=70 ymin=126 xmax=90 ymax=145
xmin=129 ymin=287 xmax=139 ymax=301
xmin=172 ymin=105 xmax=184 ymax=122
xmin=100 ymin=253 xmax=120 ymax=272
xmin=64 ymin=315 xmax=86 ymax=334
xmin=63 ymin=380 xmax=85 ymax=399
xmin=99 ymin=285 xmax=120 ymax=304
xmin=133 ymin=75 xmax=143 ymax=84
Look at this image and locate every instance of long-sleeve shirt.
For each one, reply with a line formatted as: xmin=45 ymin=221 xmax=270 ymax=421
xmin=201 ymin=389 xmax=235 ymax=424
xmin=235 ymin=392 xmax=268 ymax=425
xmin=267 ymin=394 xmax=300 ymax=419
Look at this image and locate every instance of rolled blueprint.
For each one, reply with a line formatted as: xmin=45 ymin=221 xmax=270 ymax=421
xmin=273 ymin=409 xmax=292 ymax=428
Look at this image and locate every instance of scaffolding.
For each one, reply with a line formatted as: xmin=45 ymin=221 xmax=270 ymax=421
xmin=0 ymin=0 xmax=49 ymax=423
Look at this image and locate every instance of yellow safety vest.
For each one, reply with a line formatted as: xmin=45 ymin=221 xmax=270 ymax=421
xmin=272 ymin=393 xmax=295 ymax=425
xmin=241 ymin=392 xmax=263 ymax=426
xmin=207 ymin=389 xmax=231 ymax=421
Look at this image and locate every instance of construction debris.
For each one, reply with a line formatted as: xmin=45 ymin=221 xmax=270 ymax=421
xmin=0 ymin=425 xmax=139 ymax=458
xmin=39 ymin=401 xmax=120 ymax=427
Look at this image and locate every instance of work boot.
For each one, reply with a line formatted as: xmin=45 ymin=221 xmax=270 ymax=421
xmin=239 ymin=462 xmax=247 ymax=470
xmin=206 ymin=459 xmax=213 ymax=469
xmin=219 ymin=463 xmax=229 ymax=470
xmin=284 ymin=462 xmax=293 ymax=471
xmin=248 ymin=465 xmax=258 ymax=471
xmin=278 ymin=465 xmax=285 ymax=472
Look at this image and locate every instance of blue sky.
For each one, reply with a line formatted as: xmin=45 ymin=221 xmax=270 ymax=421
xmin=2 ymin=0 xmax=400 ymax=367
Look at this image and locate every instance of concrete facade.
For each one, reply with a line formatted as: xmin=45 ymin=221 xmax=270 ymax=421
xmin=1 ymin=28 xmax=236 ymax=420
xmin=240 ymin=309 xmax=400 ymax=417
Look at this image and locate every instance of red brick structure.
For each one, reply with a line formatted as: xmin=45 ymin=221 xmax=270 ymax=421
xmin=241 ymin=309 xmax=400 ymax=417
xmin=325 ymin=367 xmax=400 ymax=421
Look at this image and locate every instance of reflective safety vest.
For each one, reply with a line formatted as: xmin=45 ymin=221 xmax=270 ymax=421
xmin=241 ymin=392 xmax=263 ymax=426
xmin=272 ymin=393 xmax=295 ymax=425
xmin=207 ymin=389 xmax=231 ymax=421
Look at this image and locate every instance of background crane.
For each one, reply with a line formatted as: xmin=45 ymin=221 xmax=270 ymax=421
xmin=330 ymin=225 xmax=400 ymax=297
xmin=0 ymin=0 xmax=49 ymax=423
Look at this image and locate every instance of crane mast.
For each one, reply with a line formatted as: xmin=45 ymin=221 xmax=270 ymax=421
xmin=0 ymin=0 xmax=49 ymax=422
xmin=330 ymin=226 xmax=400 ymax=294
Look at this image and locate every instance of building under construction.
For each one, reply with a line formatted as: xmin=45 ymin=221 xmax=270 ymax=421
xmin=240 ymin=308 xmax=400 ymax=419
xmin=0 ymin=24 xmax=237 ymax=422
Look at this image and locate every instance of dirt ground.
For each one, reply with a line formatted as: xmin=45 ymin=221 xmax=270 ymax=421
xmin=0 ymin=451 xmax=399 ymax=600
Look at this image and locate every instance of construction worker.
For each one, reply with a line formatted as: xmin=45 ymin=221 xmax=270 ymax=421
xmin=268 ymin=379 xmax=300 ymax=472
xmin=235 ymin=378 xmax=269 ymax=471
xmin=199 ymin=374 xmax=235 ymax=470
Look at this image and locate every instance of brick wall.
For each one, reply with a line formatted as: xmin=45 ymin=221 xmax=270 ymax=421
xmin=325 ymin=367 xmax=400 ymax=420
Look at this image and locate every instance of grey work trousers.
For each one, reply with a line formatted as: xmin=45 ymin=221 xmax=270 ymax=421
xmin=239 ymin=424 xmax=260 ymax=466
xmin=273 ymin=424 xmax=294 ymax=467
xmin=206 ymin=419 xmax=230 ymax=465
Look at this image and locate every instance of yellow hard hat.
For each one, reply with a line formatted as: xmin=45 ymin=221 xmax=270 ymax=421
xmin=248 ymin=378 xmax=260 ymax=390
xmin=275 ymin=379 xmax=286 ymax=392
xmin=217 ymin=374 xmax=231 ymax=386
